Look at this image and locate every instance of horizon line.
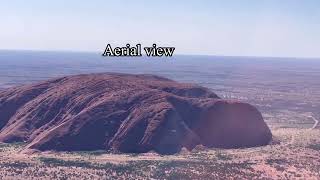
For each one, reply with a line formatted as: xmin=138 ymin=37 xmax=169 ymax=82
xmin=0 ymin=48 xmax=319 ymax=60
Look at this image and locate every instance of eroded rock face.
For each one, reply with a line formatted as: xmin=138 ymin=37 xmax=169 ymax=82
xmin=0 ymin=73 xmax=272 ymax=154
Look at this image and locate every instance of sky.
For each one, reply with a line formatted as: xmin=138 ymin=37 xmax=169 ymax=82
xmin=1 ymin=0 xmax=320 ymax=58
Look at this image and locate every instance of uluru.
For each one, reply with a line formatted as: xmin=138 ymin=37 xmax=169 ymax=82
xmin=0 ymin=73 xmax=272 ymax=154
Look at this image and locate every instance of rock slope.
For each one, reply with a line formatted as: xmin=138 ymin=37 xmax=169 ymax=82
xmin=0 ymin=73 xmax=272 ymax=154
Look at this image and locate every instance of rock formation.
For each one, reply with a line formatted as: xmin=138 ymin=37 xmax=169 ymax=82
xmin=0 ymin=73 xmax=272 ymax=154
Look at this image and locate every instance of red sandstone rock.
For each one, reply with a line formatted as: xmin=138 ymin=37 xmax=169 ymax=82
xmin=0 ymin=73 xmax=272 ymax=154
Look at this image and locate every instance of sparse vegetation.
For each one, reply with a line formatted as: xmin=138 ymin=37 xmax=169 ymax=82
xmin=0 ymin=161 xmax=30 ymax=169
xmin=215 ymin=150 xmax=232 ymax=161
xmin=307 ymin=144 xmax=320 ymax=151
xmin=266 ymin=158 xmax=288 ymax=165
xmin=0 ymin=127 xmax=318 ymax=179
xmin=71 ymin=150 xmax=108 ymax=156
xmin=39 ymin=157 xmax=93 ymax=168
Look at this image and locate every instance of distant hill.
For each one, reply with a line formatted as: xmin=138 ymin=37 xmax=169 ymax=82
xmin=0 ymin=73 xmax=272 ymax=154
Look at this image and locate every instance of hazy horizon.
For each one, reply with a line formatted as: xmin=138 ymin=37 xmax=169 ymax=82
xmin=1 ymin=0 xmax=320 ymax=58
xmin=1 ymin=49 xmax=320 ymax=60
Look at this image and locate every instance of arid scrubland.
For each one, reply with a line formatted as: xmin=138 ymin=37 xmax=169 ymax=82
xmin=0 ymin=125 xmax=319 ymax=179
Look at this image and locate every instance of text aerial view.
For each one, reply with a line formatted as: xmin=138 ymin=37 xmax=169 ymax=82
xmin=0 ymin=1 xmax=320 ymax=179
